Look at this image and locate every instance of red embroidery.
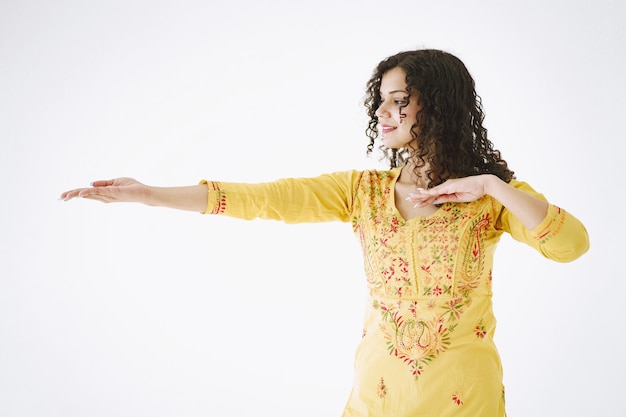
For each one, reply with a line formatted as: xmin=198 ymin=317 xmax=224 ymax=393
xmin=377 ymin=378 xmax=387 ymax=399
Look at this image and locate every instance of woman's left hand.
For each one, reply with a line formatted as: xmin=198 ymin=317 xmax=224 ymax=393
xmin=406 ymin=174 xmax=495 ymax=207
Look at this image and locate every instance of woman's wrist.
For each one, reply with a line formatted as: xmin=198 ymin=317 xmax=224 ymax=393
xmin=144 ymin=186 xmax=160 ymax=206
xmin=482 ymin=174 xmax=502 ymax=198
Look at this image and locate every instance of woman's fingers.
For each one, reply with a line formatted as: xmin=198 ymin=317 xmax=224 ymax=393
xmin=59 ymin=188 xmax=86 ymax=200
xmin=90 ymin=179 xmax=114 ymax=187
xmin=406 ymin=188 xmax=468 ymax=207
xmin=60 ymin=180 xmax=113 ymax=201
xmin=406 ymin=190 xmax=438 ymax=207
xmin=60 ymin=178 xmax=145 ymax=203
xmin=405 ymin=177 xmax=488 ymax=206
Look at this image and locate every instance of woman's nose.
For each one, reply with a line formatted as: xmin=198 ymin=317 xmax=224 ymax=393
xmin=375 ymin=103 xmax=390 ymax=118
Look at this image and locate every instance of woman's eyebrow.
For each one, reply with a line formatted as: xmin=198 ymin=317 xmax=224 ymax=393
xmin=381 ymin=89 xmax=409 ymax=96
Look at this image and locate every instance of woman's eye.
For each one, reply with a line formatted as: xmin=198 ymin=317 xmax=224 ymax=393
xmin=379 ymin=96 xmax=409 ymax=106
xmin=394 ymin=97 xmax=409 ymax=106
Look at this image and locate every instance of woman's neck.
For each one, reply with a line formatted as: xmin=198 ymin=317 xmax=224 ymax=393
xmin=398 ymin=163 xmax=429 ymax=189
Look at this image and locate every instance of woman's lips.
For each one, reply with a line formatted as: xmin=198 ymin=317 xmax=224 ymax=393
xmin=381 ymin=125 xmax=397 ymax=134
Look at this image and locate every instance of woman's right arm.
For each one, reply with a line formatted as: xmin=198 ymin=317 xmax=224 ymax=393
xmin=60 ymin=178 xmax=208 ymax=213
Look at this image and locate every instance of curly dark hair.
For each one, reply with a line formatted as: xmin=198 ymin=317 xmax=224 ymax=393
xmin=364 ymin=49 xmax=515 ymax=187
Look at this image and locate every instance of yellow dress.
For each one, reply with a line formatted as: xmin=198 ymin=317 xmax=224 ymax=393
xmin=200 ymin=168 xmax=589 ymax=417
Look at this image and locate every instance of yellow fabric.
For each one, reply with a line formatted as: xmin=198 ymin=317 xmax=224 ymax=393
xmin=200 ymin=168 xmax=589 ymax=416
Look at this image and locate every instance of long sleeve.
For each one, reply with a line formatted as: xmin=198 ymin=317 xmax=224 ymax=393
xmin=199 ymin=171 xmax=363 ymax=223
xmin=496 ymin=180 xmax=589 ymax=262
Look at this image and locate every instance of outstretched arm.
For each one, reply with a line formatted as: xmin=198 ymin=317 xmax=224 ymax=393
xmin=407 ymin=174 xmax=549 ymax=230
xmin=60 ymin=178 xmax=208 ymax=213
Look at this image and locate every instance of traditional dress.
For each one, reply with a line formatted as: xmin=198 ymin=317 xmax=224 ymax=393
xmin=200 ymin=167 xmax=589 ymax=417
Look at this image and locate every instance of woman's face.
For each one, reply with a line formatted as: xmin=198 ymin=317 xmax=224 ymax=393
xmin=375 ymin=67 xmax=423 ymax=149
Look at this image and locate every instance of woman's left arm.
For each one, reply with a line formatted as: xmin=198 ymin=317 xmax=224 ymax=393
xmin=409 ymin=174 xmax=590 ymax=261
xmin=482 ymin=175 xmax=549 ymax=230
xmin=409 ymin=174 xmax=547 ymax=230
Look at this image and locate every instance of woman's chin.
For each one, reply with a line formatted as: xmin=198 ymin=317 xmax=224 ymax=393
xmin=381 ymin=138 xmax=408 ymax=149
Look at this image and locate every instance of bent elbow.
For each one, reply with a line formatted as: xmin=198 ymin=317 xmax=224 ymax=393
xmin=542 ymin=232 xmax=590 ymax=263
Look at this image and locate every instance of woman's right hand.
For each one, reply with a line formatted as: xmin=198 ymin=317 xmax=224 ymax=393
xmin=60 ymin=178 xmax=150 ymax=204
xmin=60 ymin=178 xmax=209 ymax=212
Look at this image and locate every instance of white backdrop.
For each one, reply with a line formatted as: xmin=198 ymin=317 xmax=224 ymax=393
xmin=1 ymin=0 xmax=624 ymax=416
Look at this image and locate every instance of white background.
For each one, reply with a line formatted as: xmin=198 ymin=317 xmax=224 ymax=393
xmin=1 ymin=0 xmax=624 ymax=416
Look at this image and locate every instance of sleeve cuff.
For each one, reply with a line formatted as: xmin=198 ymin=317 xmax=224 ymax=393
xmin=530 ymin=204 xmax=566 ymax=244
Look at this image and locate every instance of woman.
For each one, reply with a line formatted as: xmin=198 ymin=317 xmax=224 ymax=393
xmin=61 ymin=49 xmax=589 ymax=416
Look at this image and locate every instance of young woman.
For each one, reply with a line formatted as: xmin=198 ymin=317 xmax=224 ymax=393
xmin=61 ymin=49 xmax=589 ymax=416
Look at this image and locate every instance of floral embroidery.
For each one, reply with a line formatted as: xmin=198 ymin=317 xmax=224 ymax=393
xmin=379 ymin=300 xmax=451 ymax=378
xmin=475 ymin=321 xmax=487 ymax=338
xmin=377 ymin=378 xmax=387 ymax=399
xmin=452 ymin=393 xmax=464 ymax=406
xmin=353 ymin=171 xmax=495 ymax=380
xmin=456 ymin=214 xmax=491 ymax=301
xmin=440 ymin=297 xmax=465 ymax=321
